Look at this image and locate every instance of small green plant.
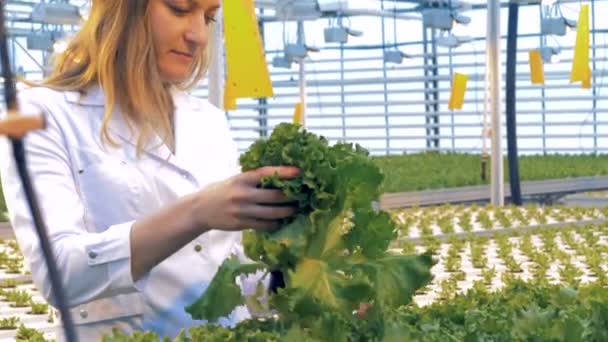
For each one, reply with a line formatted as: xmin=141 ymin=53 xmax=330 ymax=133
xmin=559 ymin=262 xmax=583 ymax=288
xmin=437 ymin=214 xmax=455 ymax=234
xmin=394 ymin=212 xmax=415 ymax=237
xmin=482 ymin=267 xmax=496 ymax=285
xmin=476 ymin=210 xmax=493 ymax=230
xmin=0 ymin=316 xmax=20 ymax=330
xmin=457 ymin=211 xmax=473 ymax=232
xmin=444 ymin=244 xmax=461 ymax=273
xmin=3 ymin=289 xmax=32 ymax=307
xmin=505 ymin=258 xmax=523 ymax=273
xmin=471 ymin=279 xmax=487 ymax=293
xmin=493 ymin=208 xmax=512 ymax=228
xmin=0 ymin=278 xmax=21 ymax=288
xmin=438 ymin=279 xmax=458 ymax=300
xmin=510 ymin=206 xmax=529 ymax=226
xmin=0 ymin=250 xmax=9 ymax=268
xmin=401 ymin=240 xmax=416 ymax=255
xmin=29 ymin=302 xmax=49 ymax=315
xmin=533 ymin=208 xmax=548 ymax=225
xmin=453 ymin=271 xmax=466 ymax=282
xmin=500 ymin=272 xmax=518 ymax=287
xmin=5 ymin=257 xmax=23 ymax=274
xmin=418 ymin=216 xmax=434 ymax=237
xmin=524 ymin=204 xmax=539 ymax=223
xmin=16 ymin=324 xmax=46 ymax=342
xmin=423 ymin=236 xmax=441 ymax=255
xmin=6 ymin=240 xmax=20 ymax=253
xmin=470 ymin=242 xmax=487 ymax=269
xmin=519 ymin=233 xmax=535 ymax=255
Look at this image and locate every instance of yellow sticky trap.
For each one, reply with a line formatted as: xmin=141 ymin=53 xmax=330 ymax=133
xmin=570 ymin=4 xmax=590 ymax=85
xmin=223 ymin=92 xmax=237 ymax=111
xmin=292 ymin=103 xmax=303 ymax=124
xmin=448 ymin=73 xmax=468 ymax=110
xmin=529 ymin=50 xmax=545 ymax=85
xmin=222 ymin=0 xmax=274 ymax=109
xmin=582 ymin=66 xmax=592 ymax=89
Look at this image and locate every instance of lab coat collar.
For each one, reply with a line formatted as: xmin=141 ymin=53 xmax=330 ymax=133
xmin=62 ymin=84 xmax=194 ymax=109
xmin=63 ymin=85 xmax=199 ymax=171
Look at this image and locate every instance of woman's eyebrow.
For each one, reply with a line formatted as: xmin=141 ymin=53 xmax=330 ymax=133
xmin=191 ymin=0 xmax=221 ymax=11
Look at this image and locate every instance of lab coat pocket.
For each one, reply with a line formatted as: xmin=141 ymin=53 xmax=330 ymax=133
xmin=74 ymin=151 xmax=144 ymax=231
xmin=57 ymin=292 xmax=146 ymax=330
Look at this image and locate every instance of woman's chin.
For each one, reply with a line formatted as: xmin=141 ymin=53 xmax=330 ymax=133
xmin=159 ymin=68 xmax=190 ymax=84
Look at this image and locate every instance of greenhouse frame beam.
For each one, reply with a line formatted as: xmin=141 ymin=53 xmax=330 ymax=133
xmin=379 ymin=176 xmax=608 ymax=209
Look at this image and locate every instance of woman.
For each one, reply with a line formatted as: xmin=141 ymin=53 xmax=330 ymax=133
xmin=0 ymin=0 xmax=297 ymax=340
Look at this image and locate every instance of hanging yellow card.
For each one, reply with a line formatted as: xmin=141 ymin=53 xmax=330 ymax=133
xmin=570 ymin=4 xmax=590 ymax=86
xmin=222 ymin=0 xmax=274 ymax=109
xmin=448 ymin=73 xmax=468 ymax=110
xmin=529 ymin=50 xmax=545 ymax=85
xmin=292 ymin=103 xmax=303 ymax=125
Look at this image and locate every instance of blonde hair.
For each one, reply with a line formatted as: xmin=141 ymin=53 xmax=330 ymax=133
xmin=29 ymin=0 xmax=213 ymax=157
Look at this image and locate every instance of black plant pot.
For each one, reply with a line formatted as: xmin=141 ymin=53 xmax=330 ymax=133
xmin=268 ymin=270 xmax=285 ymax=294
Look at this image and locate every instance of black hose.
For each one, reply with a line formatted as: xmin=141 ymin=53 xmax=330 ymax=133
xmin=506 ymin=0 xmax=522 ymax=205
xmin=0 ymin=5 xmax=78 ymax=342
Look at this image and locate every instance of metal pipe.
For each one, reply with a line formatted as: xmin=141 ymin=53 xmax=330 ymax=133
xmin=339 ymin=15 xmax=346 ymax=140
xmin=227 ymin=109 xmax=608 ymax=120
xmin=592 ymin=0 xmax=598 ymax=154
xmin=297 ymin=21 xmax=307 ymax=128
xmin=257 ymin=9 xmax=421 ymax=23
xmin=241 ymin=81 xmax=607 ymax=98
xmin=228 ymin=120 xmax=608 ymax=131
xmin=266 ymin=54 xmax=608 ymax=77
xmin=229 ymin=93 xmax=608 ymax=110
xmin=487 ymin=0 xmax=504 ymax=206
xmin=233 ymin=133 xmax=608 ymax=142
xmin=381 ymin=1 xmax=389 ymax=155
xmin=207 ymin=8 xmax=224 ymax=109
xmin=362 ymin=146 xmax=608 ymax=153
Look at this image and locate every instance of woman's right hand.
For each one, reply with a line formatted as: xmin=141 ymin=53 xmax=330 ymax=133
xmin=192 ymin=166 xmax=300 ymax=232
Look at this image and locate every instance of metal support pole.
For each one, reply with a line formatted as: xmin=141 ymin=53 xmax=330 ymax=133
xmin=257 ymin=10 xmax=268 ymax=137
xmin=381 ymin=2 xmax=390 ymax=155
xmin=449 ymin=49 xmax=455 ymax=150
xmin=208 ymin=8 xmax=224 ymax=109
xmin=592 ymin=0 xmax=598 ymax=154
xmin=296 ymin=21 xmax=307 ymax=128
xmin=487 ymin=0 xmax=504 ymax=206
xmin=423 ymin=26 xmax=432 ymax=149
xmin=430 ymin=28 xmax=440 ymax=149
xmin=339 ymin=16 xmax=346 ymax=140
xmin=423 ymin=25 xmax=440 ymax=150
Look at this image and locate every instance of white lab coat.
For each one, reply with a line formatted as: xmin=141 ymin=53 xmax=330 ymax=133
xmin=0 ymin=85 xmax=263 ymax=341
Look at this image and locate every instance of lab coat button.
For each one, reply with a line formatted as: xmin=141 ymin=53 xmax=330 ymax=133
xmin=88 ymin=251 xmax=97 ymax=259
xmin=194 ymin=244 xmax=202 ymax=252
xmin=79 ymin=309 xmax=88 ymax=319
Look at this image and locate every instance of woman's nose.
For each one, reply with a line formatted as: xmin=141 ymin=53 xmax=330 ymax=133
xmin=184 ymin=15 xmax=209 ymax=48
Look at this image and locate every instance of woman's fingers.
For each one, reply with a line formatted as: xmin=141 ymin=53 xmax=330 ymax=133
xmin=249 ymin=188 xmax=294 ymax=204
xmin=239 ymin=203 xmax=297 ymax=221
xmin=241 ymin=166 xmax=300 ymax=186
xmin=240 ymin=218 xmax=281 ymax=232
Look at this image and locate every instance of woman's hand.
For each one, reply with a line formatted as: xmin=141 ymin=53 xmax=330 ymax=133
xmin=192 ymin=166 xmax=300 ymax=232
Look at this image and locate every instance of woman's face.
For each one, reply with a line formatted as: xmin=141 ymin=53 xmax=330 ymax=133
xmin=148 ymin=0 xmax=220 ymax=83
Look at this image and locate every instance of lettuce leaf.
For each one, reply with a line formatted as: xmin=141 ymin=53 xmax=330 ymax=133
xmin=186 ymin=123 xmax=433 ymax=337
